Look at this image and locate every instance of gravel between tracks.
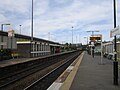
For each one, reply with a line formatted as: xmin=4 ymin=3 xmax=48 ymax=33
xmin=2 ymin=60 xmax=65 ymax=90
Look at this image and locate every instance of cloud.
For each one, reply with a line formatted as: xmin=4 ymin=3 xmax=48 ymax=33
xmin=34 ymin=0 xmax=49 ymax=16
xmin=0 ymin=0 xmax=30 ymax=14
xmin=0 ymin=0 xmax=120 ymax=44
xmin=0 ymin=14 xmax=7 ymax=23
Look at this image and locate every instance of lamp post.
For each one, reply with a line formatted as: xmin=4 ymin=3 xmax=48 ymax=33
xmin=31 ymin=0 xmax=33 ymax=42
xmin=1 ymin=23 xmax=10 ymax=46
xmin=72 ymin=26 xmax=73 ymax=44
xmin=30 ymin=0 xmax=34 ymax=57
xmin=84 ymin=37 xmax=88 ymax=45
xmin=79 ymin=34 xmax=81 ymax=44
xmin=19 ymin=25 xmax=22 ymax=34
xmin=48 ymin=32 xmax=51 ymax=40
xmin=113 ymin=0 xmax=118 ymax=85
xmin=1 ymin=23 xmax=10 ymax=60
xmin=1 ymin=24 xmax=10 ymax=31
xmin=76 ymin=35 xmax=78 ymax=48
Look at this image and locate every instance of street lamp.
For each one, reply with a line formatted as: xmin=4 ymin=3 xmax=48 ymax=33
xmin=76 ymin=36 xmax=77 ymax=44
xmin=1 ymin=23 xmax=10 ymax=44
xmin=113 ymin=0 xmax=118 ymax=85
xmin=72 ymin=26 xmax=73 ymax=44
xmin=79 ymin=34 xmax=81 ymax=44
xmin=1 ymin=24 xmax=10 ymax=31
xmin=0 ymin=23 xmax=10 ymax=60
xmin=19 ymin=25 xmax=22 ymax=34
xmin=84 ymin=37 xmax=88 ymax=45
xmin=30 ymin=0 xmax=34 ymax=57
xmin=31 ymin=0 xmax=33 ymax=42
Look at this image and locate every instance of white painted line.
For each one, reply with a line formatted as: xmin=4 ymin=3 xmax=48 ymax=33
xmin=47 ymin=52 xmax=84 ymax=90
xmin=66 ymin=66 xmax=74 ymax=72
xmin=47 ymin=82 xmax=63 ymax=90
xmin=60 ymin=52 xmax=84 ymax=90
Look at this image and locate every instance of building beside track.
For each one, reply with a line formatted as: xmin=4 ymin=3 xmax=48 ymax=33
xmin=0 ymin=31 xmax=61 ymax=59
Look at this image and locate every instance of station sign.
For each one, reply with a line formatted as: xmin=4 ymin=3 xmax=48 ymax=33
xmin=110 ymin=26 xmax=120 ymax=38
xmin=8 ymin=30 xmax=15 ymax=37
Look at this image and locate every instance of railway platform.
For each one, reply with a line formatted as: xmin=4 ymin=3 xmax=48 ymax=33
xmin=0 ymin=54 xmax=56 ymax=68
xmin=0 ymin=51 xmax=74 ymax=68
xmin=0 ymin=58 xmax=36 ymax=67
xmin=48 ymin=51 xmax=120 ymax=90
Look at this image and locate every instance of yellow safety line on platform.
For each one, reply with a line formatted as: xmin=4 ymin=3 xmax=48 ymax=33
xmin=59 ymin=52 xmax=84 ymax=90
xmin=118 ymin=65 xmax=120 ymax=69
xmin=117 ymin=58 xmax=120 ymax=60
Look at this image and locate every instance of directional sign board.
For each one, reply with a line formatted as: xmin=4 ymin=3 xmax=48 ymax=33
xmin=90 ymin=36 xmax=101 ymax=41
xmin=90 ymin=35 xmax=102 ymax=42
xmin=110 ymin=26 xmax=120 ymax=38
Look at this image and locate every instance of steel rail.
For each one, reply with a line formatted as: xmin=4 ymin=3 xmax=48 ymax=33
xmin=24 ymin=52 xmax=80 ymax=90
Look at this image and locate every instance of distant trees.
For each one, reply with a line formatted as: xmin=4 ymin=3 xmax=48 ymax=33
xmin=61 ymin=43 xmax=82 ymax=51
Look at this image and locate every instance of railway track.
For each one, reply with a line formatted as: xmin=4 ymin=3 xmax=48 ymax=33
xmin=0 ymin=58 xmax=58 ymax=88
xmin=0 ymin=50 xmax=81 ymax=90
xmin=24 ymin=52 xmax=80 ymax=90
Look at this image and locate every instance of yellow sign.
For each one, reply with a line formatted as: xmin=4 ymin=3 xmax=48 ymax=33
xmin=17 ymin=39 xmax=30 ymax=42
xmin=90 ymin=35 xmax=102 ymax=41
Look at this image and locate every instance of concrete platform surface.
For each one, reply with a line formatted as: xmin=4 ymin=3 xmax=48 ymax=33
xmin=69 ymin=52 xmax=120 ymax=90
xmin=0 ymin=57 xmax=40 ymax=67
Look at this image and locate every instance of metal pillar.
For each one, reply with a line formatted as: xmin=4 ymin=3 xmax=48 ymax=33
xmin=30 ymin=0 xmax=34 ymax=57
xmin=19 ymin=25 xmax=22 ymax=34
xmin=72 ymin=26 xmax=73 ymax=45
xmin=1 ymin=24 xmax=3 ymax=50
xmin=40 ymin=43 xmax=42 ymax=56
xmin=113 ymin=0 xmax=118 ymax=85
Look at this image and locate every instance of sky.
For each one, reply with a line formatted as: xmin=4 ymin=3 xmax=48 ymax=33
xmin=0 ymin=0 xmax=120 ymax=44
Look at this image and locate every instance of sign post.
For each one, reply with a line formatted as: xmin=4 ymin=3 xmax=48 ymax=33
xmin=111 ymin=0 xmax=118 ymax=84
xmin=100 ymin=35 xmax=103 ymax=64
xmin=8 ymin=30 xmax=15 ymax=49
xmin=110 ymin=25 xmax=119 ymax=85
xmin=90 ymin=35 xmax=102 ymax=59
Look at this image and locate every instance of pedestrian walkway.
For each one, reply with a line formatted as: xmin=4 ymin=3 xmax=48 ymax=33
xmin=0 ymin=58 xmax=33 ymax=67
xmin=70 ymin=52 xmax=120 ymax=90
xmin=0 ymin=54 xmax=57 ymax=68
xmin=59 ymin=51 xmax=120 ymax=90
